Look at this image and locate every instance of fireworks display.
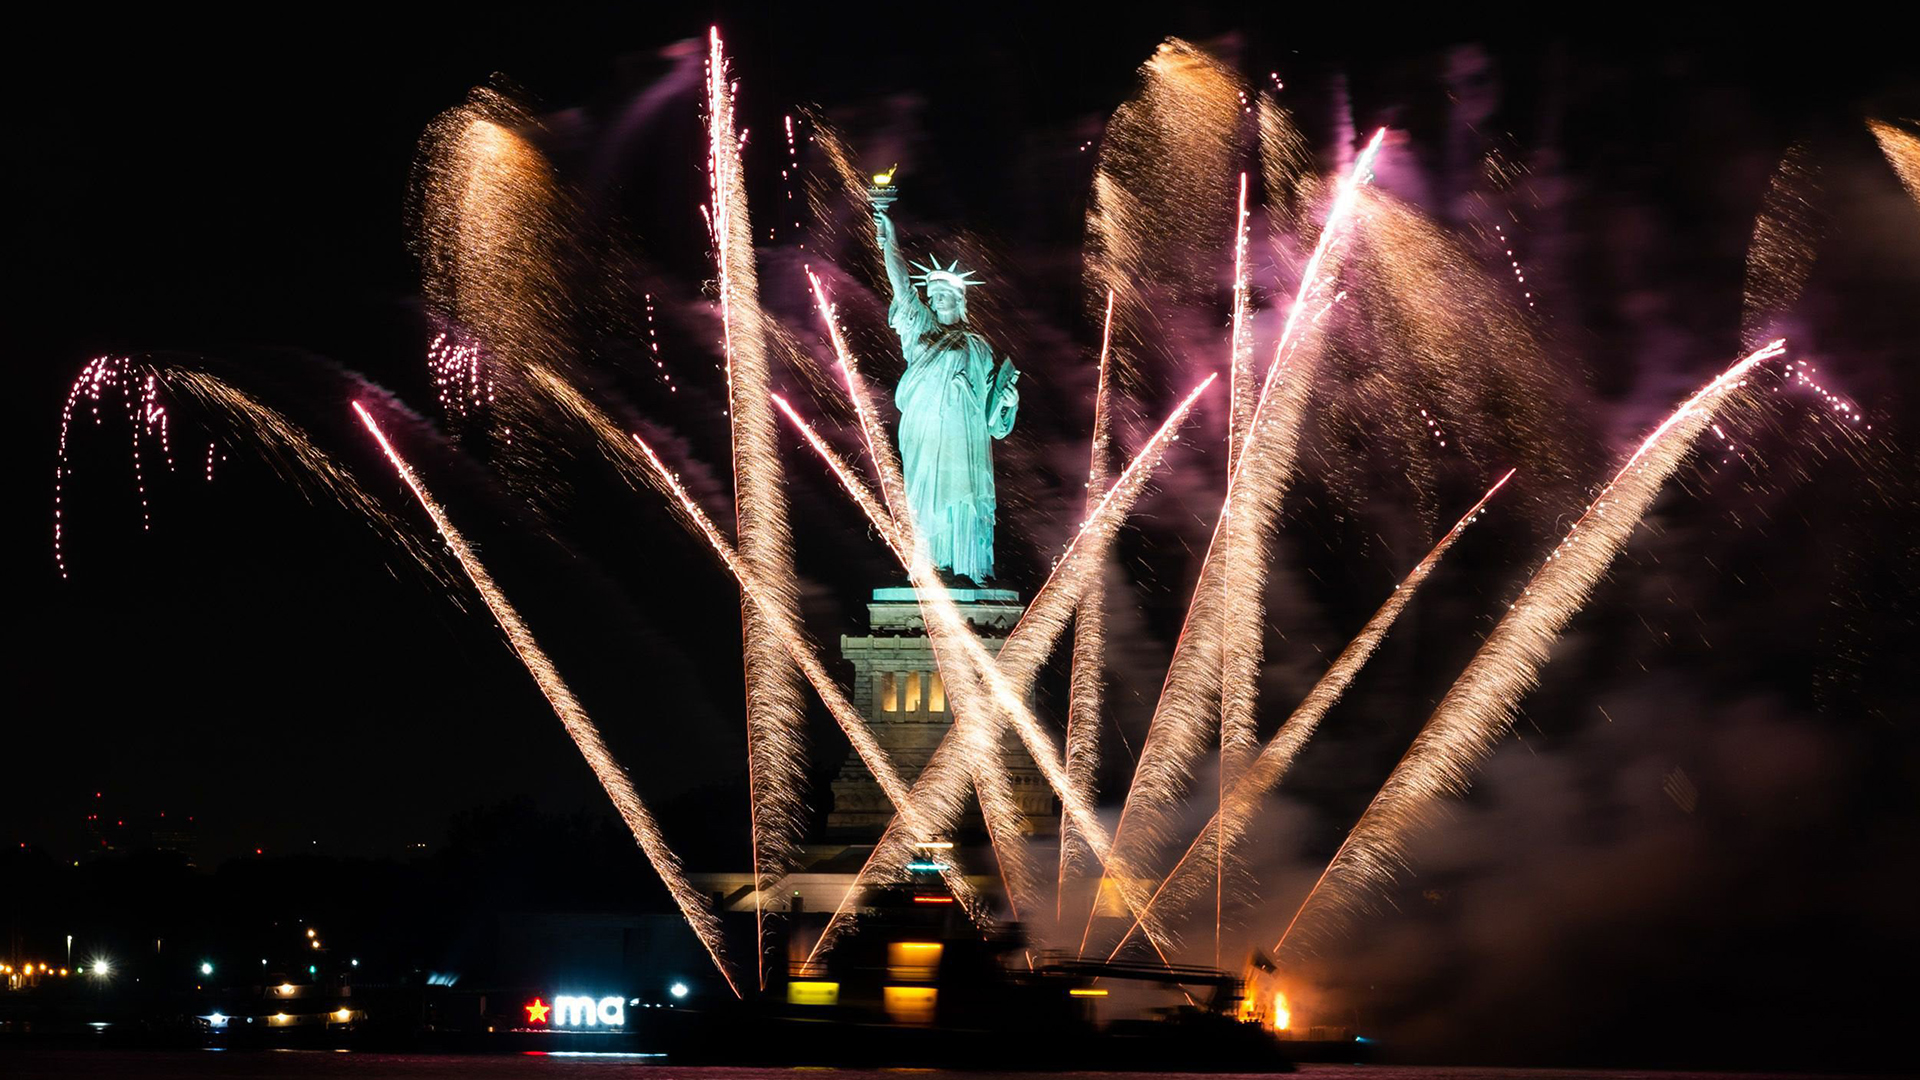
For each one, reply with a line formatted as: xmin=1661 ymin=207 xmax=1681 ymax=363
xmin=47 ymin=28 xmax=1906 ymax=1039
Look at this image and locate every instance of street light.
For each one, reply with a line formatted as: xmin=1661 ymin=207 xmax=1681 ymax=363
xmin=200 ymin=961 xmax=214 ymax=977
xmin=91 ymin=958 xmax=110 ymax=977
xmin=669 ymin=981 xmax=690 ymax=1000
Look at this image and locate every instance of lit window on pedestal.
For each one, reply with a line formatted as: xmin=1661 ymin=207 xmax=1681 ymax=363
xmin=879 ymin=671 xmax=898 ymax=712
xmin=927 ymin=673 xmax=945 ymax=713
xmin=904 ymin=672 xmax=922 ymax=713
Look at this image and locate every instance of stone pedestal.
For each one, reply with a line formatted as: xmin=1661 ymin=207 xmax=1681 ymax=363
xmin=827 ymin=587 xmax=1058 ymax=839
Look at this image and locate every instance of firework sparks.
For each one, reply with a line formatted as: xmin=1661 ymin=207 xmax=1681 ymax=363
xmin=1084 ymin=129 xmax=1387 ymax=959
xmin=708 ymin=27 xmax=809 ymax=990
xmin=1105 ymin=470 xmax=1514 ymax=960
xmin=161 ymin=372 xmax=449 ymax=588
xmin=1086 ymin=38 xmax=1248 ymax=391
xmin=1741 ymin=142 xmax=1825 ymax=351
xmin=769 ymin=394 xmax=906 ymax=560
xmin=427 ymin=331 xmax=493 ymax=424
xmin=1060 ymin=289 xmax=1117 ymax=929
xmin=1216 ymin=171 xmax=1257 ymax=964
xmin=1228 ymin=173 xmax=1255 ymax=469
xmin=1325 ymin=187 xmax=1589 ymax=522
xmin=1783 ymin=358 xmax=1865 ymax=426
xmin=1868 ymin=118 xmax=1920 ymax=207
xmin=409 ymin=88 xmax=571 ymax=472
xmin=57 ymin=358 xmax=444 ymax=587
xmin=55 ymin=357 xmax=164 ymax=576
xmin=642 ymin=294 xmax=675 ymax=391
xmin=1275 ymin=340 xmax=1788 ymax=960
xmin=1491 ymin=222 xmax=1536 ymax=310
xmin=805 ymin=270 xmax=911 ymax=525
xmin=1258 ymin=91 xmax=1317 ymax=239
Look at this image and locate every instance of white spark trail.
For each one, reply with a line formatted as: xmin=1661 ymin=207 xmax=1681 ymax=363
xmin=1216 ymin=170 xmax=1257 ymax=965
xmin=352 ymin=401 xmax=739 ymax=997
xmin=1061 ymin=288 xmax=1116 ymax=929
xmin=707 ymin=27 xmax=807 ymax=991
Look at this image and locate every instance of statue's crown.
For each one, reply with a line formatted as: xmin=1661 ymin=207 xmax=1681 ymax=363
xmin=910 ymin=258 xmax=983 ymax=294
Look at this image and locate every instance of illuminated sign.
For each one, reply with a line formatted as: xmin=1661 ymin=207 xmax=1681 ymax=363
xmin=526 ymin=994 xmax=625 ymax=1028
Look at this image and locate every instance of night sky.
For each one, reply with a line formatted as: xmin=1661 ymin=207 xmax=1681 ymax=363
xmin=9 ymin=11 xmax=1919 ymax=1066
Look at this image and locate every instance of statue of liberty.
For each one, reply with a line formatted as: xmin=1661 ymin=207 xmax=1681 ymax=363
xmin=873 ymin=202 xmax=1019 ymax=585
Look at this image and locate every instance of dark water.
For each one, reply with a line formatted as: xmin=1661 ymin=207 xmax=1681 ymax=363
xmin=0 ymin=1051 xmax=1885 ymax=1080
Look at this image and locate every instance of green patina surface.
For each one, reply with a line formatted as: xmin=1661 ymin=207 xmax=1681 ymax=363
xmin=874 ymin=205 xmax=1019 ymax=585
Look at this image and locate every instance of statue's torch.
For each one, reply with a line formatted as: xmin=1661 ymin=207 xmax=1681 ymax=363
xmin=867 ymin=164 xmax=899 ymax=211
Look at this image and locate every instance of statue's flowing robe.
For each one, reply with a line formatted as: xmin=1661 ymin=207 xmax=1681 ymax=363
xmin=891 ymin=290 xmax=1018 ymax=583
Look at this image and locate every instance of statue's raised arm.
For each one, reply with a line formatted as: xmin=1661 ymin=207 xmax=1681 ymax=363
xmin=874 ymin=208 xmax=914 ymax=306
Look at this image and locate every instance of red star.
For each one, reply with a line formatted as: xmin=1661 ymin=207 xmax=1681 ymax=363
xmin=525 ymin=998 xmax=550 ymax=1024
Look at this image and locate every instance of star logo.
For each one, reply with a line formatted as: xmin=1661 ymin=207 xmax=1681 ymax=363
xmin=525 ymin=998 xmax=550 ymax=1024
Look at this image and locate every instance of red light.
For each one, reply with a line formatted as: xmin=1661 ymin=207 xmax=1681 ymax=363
xmin=525 ymin=998 xmax=550 ymax=1024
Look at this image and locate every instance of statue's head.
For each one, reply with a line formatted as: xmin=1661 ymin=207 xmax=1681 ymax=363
xmin=927 ymin=282 xmax=966 ymax=325
xmin=911 ymin=259 xmax=981 ymax=327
